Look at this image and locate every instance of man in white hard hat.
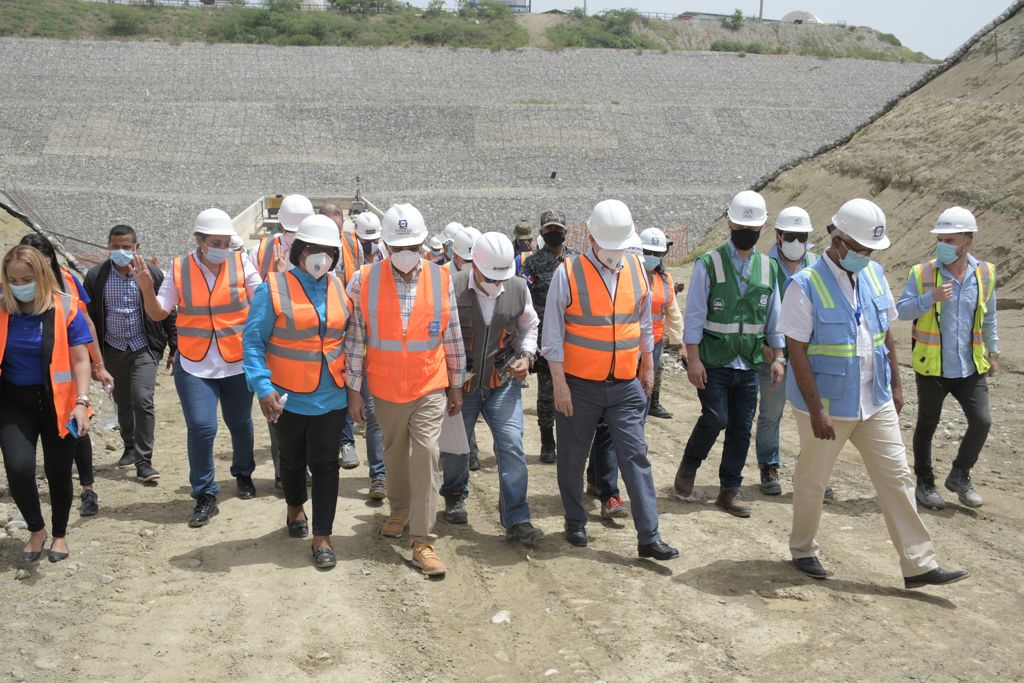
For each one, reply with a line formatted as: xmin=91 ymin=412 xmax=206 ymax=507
xmin=782 ymin=198 xmax=969 ymax=588
xmin=344 ymin=203 xmax=466 ymax=577
xmin=541 ymin=199 xmax=678 ymax=561
xmin=437 ymin=232 xmax=544 ymax=545
xmin=426 ymin=236 xmax=447 ymax=265
xmin=897 ymin=207 xmax=998 ymax=511
xmin=448 ymin=226 xmax=481 ymax=273
xmin=442 ymin=222 xmax=464 ymax=261
xmin=639 ymin=227 xmax=682 ymax=419
xmin=251 ymin=194 xmax=313 ymax=280
xmin=754 ymin=206 xmax=823 ymax=497
xmin=675 ymin=190 xmax=784 ymax=518
xmin=354 ymin=212 xmax=384 ymax=264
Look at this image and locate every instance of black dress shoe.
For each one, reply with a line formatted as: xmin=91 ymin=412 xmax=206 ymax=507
xmin=21 ymin=532 xmax=47 ymax=563
xmin=904 ymin=567 xmax=969 ymax=589
xmin=236 ymin=475 xmax=256 ymax=500
xmin=638 ymin=540 xmax=679 ymax=561
xmin=312 ymin=545 xmax=337 ymax=569
xmin=564 ymin=524 xmax=587 ymax=547
xmin=287 ymin=516 xmax=309 ymax=538
xmin=793 ymin=556 xmax=828 ymax=579
xmin=188 ymin=494 xmax=218 ymax=528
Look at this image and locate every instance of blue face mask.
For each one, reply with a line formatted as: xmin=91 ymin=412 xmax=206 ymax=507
xmin=109 ymin=249 xmax=134 ymax=267
xmin=935 ymin=241 xmax=960 ymax=265
xmin=840 ymin=249 xmax=871 ymax=274
xmin=9 ymin=282 xmax=36 ymax=303
xmin=643 ymin=255 xmax=662 ymax=271
xmin=204 ymin=247 xmax=231 ymax=264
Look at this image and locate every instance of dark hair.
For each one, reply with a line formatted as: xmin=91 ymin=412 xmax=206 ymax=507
xmin=19 ymin=233 xmax=65 ymax=292
xmin=289 ymin=238 xmax=340 ymax=272
xmin=108 ymin=224 xmax=138 ymax=243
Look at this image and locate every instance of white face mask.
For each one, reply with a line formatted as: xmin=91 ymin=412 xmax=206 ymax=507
xmin=304 ymin=252 xmax=331 ymax=279
xmin=478 ymin=280 xmax=502 ymax=298
xmin=391 ymin=250 xmax=420 ymax=273
xmin=780 ymin=239 xmax=806 ymax=261
xmin=598 ymin=248 xmax=625 ymax=270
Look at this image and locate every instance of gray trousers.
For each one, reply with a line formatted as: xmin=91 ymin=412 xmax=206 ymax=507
xmin=554 ymin=375 xmax=661 ymax=544
xmin=102 ymin=345 xmax=158 ymax=464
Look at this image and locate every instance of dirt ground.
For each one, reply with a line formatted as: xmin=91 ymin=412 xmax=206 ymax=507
xmin=0 ymin=251 xmax=1021 ymax=682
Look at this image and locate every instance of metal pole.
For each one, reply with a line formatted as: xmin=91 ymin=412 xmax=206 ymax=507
xmin=759 ymin=0 xmax=763 ymax=21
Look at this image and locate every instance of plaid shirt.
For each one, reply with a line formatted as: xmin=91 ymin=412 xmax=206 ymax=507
xmin=344 ymin=262 xmax=465 ymax=393
xmin=103 ymin=267 xmax=148 ymax=352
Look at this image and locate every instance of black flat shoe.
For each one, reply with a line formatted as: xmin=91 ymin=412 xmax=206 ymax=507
xmin=312 ymin=545 xmax=337 ymax=569
xmin=793 ymin=556 xmax=828 ymax=579
xmin=564 ymin=523 xmax=588 ymax=547
xmin=21 ymin=532 xmax=47 ymax=563
xmin=904 ymin=566 xmax=969 ymax=589
xmin=48 ymin=548 xmax=70 ymax=563
xmin=287 ymin=516 xmax=308 ymax=538
xmin=638 ymin=540 xmax=679 ymax=561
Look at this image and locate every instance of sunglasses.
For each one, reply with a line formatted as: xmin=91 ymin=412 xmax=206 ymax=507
xmin=839 ymin=238 xmax=872 ymax=257
xmin=781 ymin=233 xmax=809 ymax=244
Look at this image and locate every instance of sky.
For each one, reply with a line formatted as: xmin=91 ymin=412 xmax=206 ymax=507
xmin=522 ymin=0 xmax=1015 ymax=59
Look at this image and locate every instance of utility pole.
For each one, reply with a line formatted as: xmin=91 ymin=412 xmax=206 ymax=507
xmin=759 ymin=0 xmax=764 ymax=21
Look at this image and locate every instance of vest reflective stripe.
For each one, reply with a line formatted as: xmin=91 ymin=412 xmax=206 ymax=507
xmin=361 ymin=260 xmax=450 ymax=402
xmin=562 ymin=253 xmax=648 ymax=381
xmin=786 ymin=259 xmax=892 ymax=419
xmin=709 ymin=247 xmax=770 ymax=289
xmin=256 ymin=236 xmax=282 ymax=280
xmin=650 ymin=271 xmax=673 ymax=343
xmin=173 ymin=252 xmax=249 ymax=363
xmin=0 ymin=293 xmax=79 ymax=437
xmin=698 ymin=245 xmax=775 ymax=368
xmin=909 ymin=258 xmax=994 ymax=376
xmin=339 ymin=232 xmax=363 ymax=284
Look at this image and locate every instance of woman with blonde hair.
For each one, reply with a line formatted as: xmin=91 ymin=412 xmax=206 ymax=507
xmin=0 ymin=245 xmax=94 ymax=562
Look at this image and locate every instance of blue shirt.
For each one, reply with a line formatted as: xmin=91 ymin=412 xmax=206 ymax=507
xmin=243 ymin=269 xmax=348 ymax=416
xmin=103 ymin=267 xmax=147 ymax=352
xmin=683 ymin=241 xmax=784 ymax=370
xmin=2 ymin=308 xmax=93 ymax=386
xmin=896 ymin=254 xmax=999 ymax=379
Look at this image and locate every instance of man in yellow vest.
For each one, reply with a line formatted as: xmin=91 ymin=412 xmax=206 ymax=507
xmin=345 ymin=203 xmax=466 ymax=577
xmin=896 ymin=207 xmax=997 ymax=510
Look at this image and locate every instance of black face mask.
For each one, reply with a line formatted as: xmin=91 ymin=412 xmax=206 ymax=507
xmin=730 ymin=227 xmax=761 ymax=251
xmin=542 ymin=230 xmax=566 ymax=247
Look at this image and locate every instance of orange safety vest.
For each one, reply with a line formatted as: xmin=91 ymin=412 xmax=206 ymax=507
xmin=256 ymin=235 xmax=285 ymax=280
xmin=650 ymin=270 xmax=674 ymax=344
xmin=266 ymin=271 xmax=351 ymax=393
xmin=0 ymin=293 xmax=80 ymax=438
xmin=173 ymin=252 xmax=250 ymax=364
xmin=59 ymin=267 xmax=89 ymax=315
xmin=361 ymin=259 xmax=450 ymax=403
xmin=563 ymin=253 xmax=649 ymax=381
xmin=338 ymin=232 xmax=363 ymax=285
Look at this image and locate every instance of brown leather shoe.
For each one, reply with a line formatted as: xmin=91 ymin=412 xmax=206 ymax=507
xmin=715 ymin=490 xmax=751 ymax=518
xmin=674 ymin=465 xmax=697 ymax=499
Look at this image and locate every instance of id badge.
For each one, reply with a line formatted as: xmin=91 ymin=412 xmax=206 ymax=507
xmin=428 ymin=320 xmax=441 ymax=336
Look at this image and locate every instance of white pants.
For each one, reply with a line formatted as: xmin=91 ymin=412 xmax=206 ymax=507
xmin=790 ymin=403 xmax=938 ymax=577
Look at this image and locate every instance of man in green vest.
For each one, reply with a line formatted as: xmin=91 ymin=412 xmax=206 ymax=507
xmin=674 ymin=190 xmax=785 ymax=517
xmin=896 ymin=207 xmax=998 ymax=510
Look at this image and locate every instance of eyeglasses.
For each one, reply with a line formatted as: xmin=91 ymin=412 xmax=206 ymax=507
xmin=389 ymin=245 xmax=420 ymax=253
xmin=781 ymin=233 xmax=809 ymax=243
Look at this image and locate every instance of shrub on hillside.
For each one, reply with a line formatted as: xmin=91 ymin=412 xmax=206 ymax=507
xmin=720 ymin=8 xmax=743 ymax=31
xmin=106 ymin=6 xmax=146 ymax=36
xmin=546 ymin=10 xmax=656 ymax=50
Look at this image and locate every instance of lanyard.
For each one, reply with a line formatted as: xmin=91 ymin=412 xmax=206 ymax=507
xmin=852 ymin=277 xmax=862 ymax=326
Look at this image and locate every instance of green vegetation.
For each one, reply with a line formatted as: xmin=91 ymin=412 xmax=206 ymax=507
xmin=876 ymin=31 xmax=902 ymax=47
xmin=720 ymin=8 xmax=744 ymax=32
xmin=710 ymin=40 xmax=785 ymax=55
xmin=545 ymin=10 xmax=657 ymax=50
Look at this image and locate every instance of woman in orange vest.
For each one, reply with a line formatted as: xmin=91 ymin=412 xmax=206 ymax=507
xmin=1 ymin=246 xmax=94 ymax=563
xmin=135 ymin=208 xmax=261 ymax=529
xmin=243 ymin=215 xmax=353 ymax=569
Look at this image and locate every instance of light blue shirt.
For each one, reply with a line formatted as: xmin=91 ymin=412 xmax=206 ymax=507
xmin=243 ymin=269 xmax=348 ymax=416
xmin=683 ymin=241 xmax=784 ymax=370
xmin=767 ymin=243 xmax=817 ymax=296
xmin=896 ymin=254 xmax=999 ymax=379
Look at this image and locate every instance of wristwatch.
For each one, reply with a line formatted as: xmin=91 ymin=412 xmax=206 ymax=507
xmin=772 ymin=358 xmax=787 ymax=366
xmin=75 ymin=394 xmax=91 ymax=408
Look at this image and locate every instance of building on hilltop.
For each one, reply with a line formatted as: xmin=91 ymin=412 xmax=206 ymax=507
xmin=781 ymin=10 xmax=821 ymax=24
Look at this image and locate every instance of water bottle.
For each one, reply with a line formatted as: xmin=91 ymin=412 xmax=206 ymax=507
xmin=98 ymin=383 xmax=118 ymax=431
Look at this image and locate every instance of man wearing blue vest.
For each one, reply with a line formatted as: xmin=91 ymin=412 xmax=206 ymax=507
xmin=781 ymin=198 xmax=968 ymax=588
xmin=896 ymin=206 xmax=997 ymax=511
xmin=674 ymin=190 xmax=785 ymax=518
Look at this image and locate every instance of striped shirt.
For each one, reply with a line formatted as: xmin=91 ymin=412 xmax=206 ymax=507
xmin=103 ymin=267 xmax=148 ymax=352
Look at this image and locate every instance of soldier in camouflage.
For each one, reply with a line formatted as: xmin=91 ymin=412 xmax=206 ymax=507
xmin=522 ymin=211 xmax=574 ymax=463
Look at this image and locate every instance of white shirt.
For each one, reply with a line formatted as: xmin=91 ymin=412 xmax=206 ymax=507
xmin=779 ymin=253 xmax=897 ymax=421
xmin=157 ymin=251 xmax=262 ymax=379
xmin=468 ymin=275 xmax=540 ymax=357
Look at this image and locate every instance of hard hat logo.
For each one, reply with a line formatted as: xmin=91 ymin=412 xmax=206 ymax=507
xmin=743 ymin=208 xmax=754 ymax=218
xmin=398 ymin=220 xmax=408 ymax=229
xmin=873 ymin=225 xmax=885 ymax=239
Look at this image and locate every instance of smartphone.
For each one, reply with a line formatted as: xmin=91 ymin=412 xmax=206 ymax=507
xmin=66 ymin=418 xmax=79 ymax=439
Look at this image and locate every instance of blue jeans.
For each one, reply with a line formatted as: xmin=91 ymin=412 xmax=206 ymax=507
xmin=361 ymin=381 xmax=385 ymax=481
xmin=340 ymin=412 xmax=355 ymax=447
xmin=440 ymin=382 xmax=531 ymax=528
xmin=681 ymin=366 xmax=758 ymax=492
xmin=755 ymin=363 xmax=786 ymax=468
xmin=646 ymin=339 xmax=665 ymax=414
xmin=173 ymin=363 xmax=255 ymax=500
xmin=586 ymin=420 xmax=620 ymax=500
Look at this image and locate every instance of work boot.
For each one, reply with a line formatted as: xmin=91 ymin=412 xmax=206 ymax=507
xmin=945 ymin=468 xmax=983 ymax=508
xmin=412 ymin=542 xmax=447 ymax=577
xmin=539 ymin=427 xmax=556 ymax=464
xmin=673 ymin=464 xmax=697 ymax=499
xmin=188 ymin=494 xmax=218 ymax=528
xmin=915 ymin=479 xmax=946 ymax=510
xmin=715 ymin=490 xmax=752 ymax=518
xmin=117 ymin=448 xmax=138 ymax=469
xmin=759 ymin=465 xmax=782 ymax=496
xmin=444 ymin=496 xmax=468 ymax=524
xmin=506 ymin=522 xmax=544 ymax=546
xmin=647 ymin=392 xmax=673 ymax=419
xmin=381 ymin=512 xmax=409 ymax=538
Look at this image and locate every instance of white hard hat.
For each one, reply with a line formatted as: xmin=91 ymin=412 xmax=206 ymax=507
xmin=474 ymin=232 xmax=516 ymax=281
xmin=278 ymin=194 xmax=315 ymax=232
xmin=624 ymin=231 xmax=643 ymax=256
xmin=381 ymin=203 xmax=428 ymax=247
xmin=775 ymin=206 xmax=813 ymax=233
xmin=443 ymin=222 xmax=464 ymax=243
xmin=727 ymin=190 xmax=768 ymax=227
xmin=453 ymin=226 xmax=482 ymax=260
xmin=587 ymin=199 xmax=635 ymax=249
xmin=831 ymin=198 xmax=889 ymax=250
xmin=639 ymin=227 xmax=669 ymax=253
xmin=931 ymin=206 xmax=978 ymax=234
xmin=194 ymin=208 xmax=235 ymax=236
xmin=428 ymin=235 xmax=444 ymax=251
xmin=296 ymin=214 xmax=342 ymax=249
xmin=354 ymin=212 xmax=382 ymax=240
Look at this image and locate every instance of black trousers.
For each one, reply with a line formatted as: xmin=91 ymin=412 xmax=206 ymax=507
xmin=912 ymin=372 xmax=992 ymax=482
xmin=276 ymin=408 xmax=346 ymax=537
xmin=0 ymin=381 xmax=76 ymax=537
xmin=74 ymin=435 xmax=94 ymax=486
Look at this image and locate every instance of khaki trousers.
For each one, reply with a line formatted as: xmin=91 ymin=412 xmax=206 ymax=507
xmin=374 ymin=390 xmax=446 ymax=545
xmin=790 ymin=403 xmax=938 ymax=577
